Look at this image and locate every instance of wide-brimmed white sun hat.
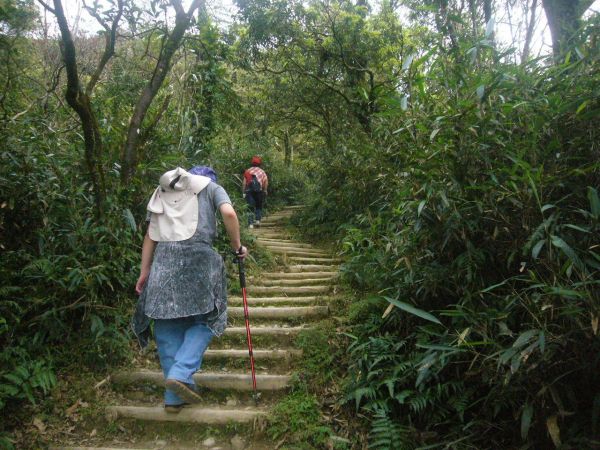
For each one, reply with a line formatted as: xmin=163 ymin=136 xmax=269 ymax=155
xmin=147 ymin=167 xmax=211 ymax=242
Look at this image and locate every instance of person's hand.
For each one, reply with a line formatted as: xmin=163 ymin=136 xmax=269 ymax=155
xmin=235 ymin=245 xmax=248 ymax=260
xmin=135 ymin=272 xmax=149 ymax=295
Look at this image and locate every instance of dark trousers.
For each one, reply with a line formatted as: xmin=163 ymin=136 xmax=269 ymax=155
xmin=245 ymin=191 xmax=264 ymax=224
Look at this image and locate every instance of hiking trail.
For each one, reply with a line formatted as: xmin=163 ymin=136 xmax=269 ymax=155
xmin=51 ymin=205 xmax=340 ymax=450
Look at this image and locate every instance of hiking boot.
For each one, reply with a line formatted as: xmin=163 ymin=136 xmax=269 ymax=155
xmin=248 ymin=224 xmax=254 ymax=229
xmin=164 ymin=403 xmax=189 ymax=413
xmin=255 ymin=220 xmax=261 ymax=227
xmin=165 ymin=379 xmax=202 ymax=404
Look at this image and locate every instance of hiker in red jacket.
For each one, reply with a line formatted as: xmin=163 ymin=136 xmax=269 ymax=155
xmin=242 ymin=156 xmax=268 ymax=228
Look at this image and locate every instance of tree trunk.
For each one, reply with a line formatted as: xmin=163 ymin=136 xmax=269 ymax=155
xmin=541 ymin=0 xmax=594 ymax=58
xmin=283 ymin=130 xmax=293 ymax=168
xmin=121 ymin=0 xmax=203 ymax=184
xmin=521 ymin=0 xmax=538 ymax=63
xmin=52 ymin=0 xmax=106 ymax=217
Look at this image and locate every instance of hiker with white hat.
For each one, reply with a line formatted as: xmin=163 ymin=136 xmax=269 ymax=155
xmin=131 ymin=167 xmax=247 ymax=412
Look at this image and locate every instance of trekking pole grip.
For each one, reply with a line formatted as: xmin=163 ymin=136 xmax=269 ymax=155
xmin=233 ymin=248 xmax=246 ymax=288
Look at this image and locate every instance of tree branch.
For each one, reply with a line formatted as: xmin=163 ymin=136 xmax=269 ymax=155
xmin=85 ymin=0 xmax=124 ymax=95
xmin=171 ymin=0 xmax=184 ymax=17
xmin=121 ymin=0 xmax=203 ymax=183
xmin=36 ymin=0 xmax=55 ymax=14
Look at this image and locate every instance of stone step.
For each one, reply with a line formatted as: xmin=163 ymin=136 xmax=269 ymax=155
xmin=253 ymin=223 xmax=289 ymax=228
xmin=256 ymin=241 xmax=324 ymax=251
xmin=251 ymin=233 xmax=291 ymax=240
xmin=286 ymin=264 xmax=339 ymax=272
xmin=258 ymin=271 xmax=339 ymax=279
xmin=203 ymin=348 xmax=302 ymax=360
xmin=263 ymin=247 xmax=330 ymax=257
xmin=223 ymin=325 xmax=309 ymax=336
xmin=289 ymin=256 xmax=341 ymax=263
xmin=51 ymin=448 xmax=159 ymax=450
xmin=252 ymin=227 xmax=289 ymax=233
xmin=256 ymin=239 xmax=315 ymax=249
xmin=255 ymin=278 xmax=336 ymax=286
xmin=268 ymin=211 xmax=294 ymax=215
xmin=260 ymin=217 xmax=294 ymax=225
xmin=111 ymin=371 xmax=291 ymax=391
xmin=254 ymin=222 xmax=285 ymax=228
xmin=106 ymin=405 xmax=266 ymax=424
xmin=48 ymin=446 xmax=162 ymax=450
xmin=229 ymin=306 xmax=329 ymax=319
xmin=229 ymin=296 xmax=322 ymax=305
xmin=248 ymin=285 xmax=332 ymax=295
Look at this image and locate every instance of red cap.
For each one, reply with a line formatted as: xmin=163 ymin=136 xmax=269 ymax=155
xmin=251 ymin=156 xmax=262 ymax=165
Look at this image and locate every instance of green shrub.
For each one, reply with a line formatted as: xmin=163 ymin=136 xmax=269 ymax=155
xmin=268 ymin=389 xmax=332 ymax=448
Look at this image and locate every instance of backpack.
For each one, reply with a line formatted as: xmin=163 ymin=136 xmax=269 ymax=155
xmin=248 ymin=174 xmax=262 ymax=193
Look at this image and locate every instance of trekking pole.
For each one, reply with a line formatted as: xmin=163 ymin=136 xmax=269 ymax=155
xmin=234 ymin=252 xmax=259 ymax=404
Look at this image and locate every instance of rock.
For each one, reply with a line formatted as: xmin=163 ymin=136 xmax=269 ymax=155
xmin=231 ymin=435 xmax=245 ymax=450
xmin=154 ymin=440 xmax=168 ymax=448
xmin=202 ymin=437 xmax=217 ymax=447
xmin=226 ymin=398 xmax=239 ymax=407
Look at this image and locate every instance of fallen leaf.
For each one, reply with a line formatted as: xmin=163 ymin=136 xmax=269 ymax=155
xmin=33 ymin=418 xmax=46 ymax=433
xmin=66 ymin=399 xmax=81 ymax=417
xmin=381 ymin=303 xmax=394 ymax=319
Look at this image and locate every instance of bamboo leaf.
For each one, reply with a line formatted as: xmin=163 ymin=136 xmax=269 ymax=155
xmin=123 ymin=208 xmax=137 ymax=232
xmin=532 ymin=240 xmax=545 ymax=259
xmin=417 ymin=200 xmax=426 ymax=217
xmin=546 ymin=415 xmax=561 ymax=448
xmin=588 ymin=187 xmax=600 ymax=218
xmin=550 ymin=235 xmax=583 ymax=269
xmin=541 ymin=204 xmax=555 ymax=213
xmin=513 ymin=329 xmax=538 ymax=348
xmin=476 ymin=85 xmax=485 ymax=100
xmin=521 ymin=403 xmax=533 ymax=440
xmin=576 ymin=100 xmax=589 ymax=115
xmin=383 ymin=296 xmax=442 ymax=325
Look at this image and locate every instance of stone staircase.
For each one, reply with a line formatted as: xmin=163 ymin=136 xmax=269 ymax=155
xmin=51 ymin=205 xmax=339 ymax=450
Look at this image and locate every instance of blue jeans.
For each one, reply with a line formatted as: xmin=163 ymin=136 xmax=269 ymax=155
xmin=154 ymin=316 xmax=214 ymax=405
xmin=245 ymin=191 xmax=264 ymax=224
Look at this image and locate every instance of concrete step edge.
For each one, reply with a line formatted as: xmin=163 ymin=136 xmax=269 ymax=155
xmin=50 ymin=447 xmax=159 ymax=450
xmin=263 ymin=248 xmax=331 ymax=256
xmin=248 ymin=286 xmax=333 ymax=295
xmin=257 ymin=272 xmax=339 ymax=279
xmin=288 ymin=257 xmax=342 ymax=262
xmin=286 ymin=265 xmax=339 ymax=272
xmin=229 ymin=306 xmax=329 ymax=318
xmin=255 ymin=278 xmax=336 ymax=286
xmin=106 ymin=405 xmax=266 ymax=424
xmin=111 ymin=371 xmax=291 ymax=391
xmin=256 ymin=239 xmax=314 ymax=248
xmin=229 ymin=297 xmax=322 ymax=305
xmin=224 ymin=326 xmax=311 ymax=335
xmin=204 ymin=349 xmax=302 ymax=359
